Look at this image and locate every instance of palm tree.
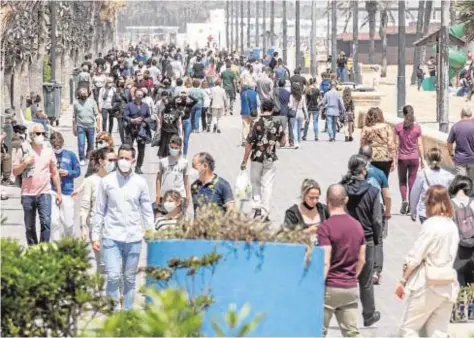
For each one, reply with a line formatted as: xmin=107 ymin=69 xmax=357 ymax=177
xmin=230 ymin=0 xmax=234 ymax=51
xmin=331 ymin=0 xmax=337 ymax=73
xmin=240 ymin=0 xmax=244 ymax=53
xmin=295 ymin=0 xmax=301 ymax=68
xmin=247 ymin=1 xmax=251 ymax=48
xmin=226 ymin=1 xmax=230 ymax=50
xmin=310 ymin=0 xmax=317 ymax=75
xmin=397 ymin=0 xmax=406 ymax=117
xmin=365 ymin=1 xmax=378 ymax=64
xmin=262 ymin=0 xmax=267 ymax=52
xmin=458 ymin=1 xmax=474 ymax=41
xmin=439 ymin=0 xmax=450 ymax=132
xmin=282 ymin=0 xmax=288 ymax=64
xmin=379 ymin=4 xmax=389 ymax=77
xmin=411 ymin=0 xmax=425 ymax=85
xmin=420 ymin=0 xmax=433 ymax=62
xmin=353 ymin=0 xmax=360 ymax=84
xmin=270 ymin=1 xmax=275 ymax=47
xmin=450 ymin=0 xmax=456 ymax=26
xmin=256 ymin=2 xmax=260 ymax=48
xmin=235 ymin=0 xmax=239 ymax=52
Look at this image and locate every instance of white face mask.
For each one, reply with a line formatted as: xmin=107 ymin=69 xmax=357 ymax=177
xmin=117 ymin=159 xmax=132 ymax=173
xmin=33 ymin=135 xmax=44 ymax=145
xmin=163 ymin=201 xmax=177 ymax=213
xmin=54 ymin=148 xmax=63 ymax=154
xmin=104 ymin=162 xmax=115 ymax=174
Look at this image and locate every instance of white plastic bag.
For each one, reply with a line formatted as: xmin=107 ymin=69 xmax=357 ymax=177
xmin=235 ymin=170 xmax=252 ymax=201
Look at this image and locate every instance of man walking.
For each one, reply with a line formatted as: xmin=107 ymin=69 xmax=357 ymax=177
xmin=209 ymin=79 xmax=228 ymax=133
xmin=341 ymin=154 xmax=382 ymax=327
xmin=73 ymin=87 xmax=100 ymax=166
xmin=13 ymin=123 xmax=63 ymax=245
xmin=49 ymin=132 xmax=81 ymax=241
xmin=319 ymin=184 xmax=366 ymax=337
xmin=221 ymin=59 xmax=237 ymax=115
xmin=240 ymin=100 xmax=285 ymax=221
xmin=323 ymin=81 xmax=345 ymax=142
xmin=448 ymin=108 xmax=474 ymax=181
xmin=256 ymin=68 xmax=274 ymax=104
xmin=92 ymin=144 xmax=154 ymax=310
xmin=123 ymin=89 xmax=151 ymax=174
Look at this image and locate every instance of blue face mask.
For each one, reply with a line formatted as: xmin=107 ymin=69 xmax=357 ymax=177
xmin=169 ymin=147 xmax=180 ymax=157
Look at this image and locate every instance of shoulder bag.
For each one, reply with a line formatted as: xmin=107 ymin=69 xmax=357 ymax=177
xmin=288 ymin=100 xmax=300 ymax=119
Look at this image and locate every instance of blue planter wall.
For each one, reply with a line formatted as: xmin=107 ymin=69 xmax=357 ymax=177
xmin=147 ymin=240 xmax=325 ymax=337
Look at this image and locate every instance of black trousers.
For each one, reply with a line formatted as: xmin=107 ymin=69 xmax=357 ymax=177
xmin=358 ymin=241 xmax=376 ymax=320
xmin=374 ymin=216 xmax=388 ymax=275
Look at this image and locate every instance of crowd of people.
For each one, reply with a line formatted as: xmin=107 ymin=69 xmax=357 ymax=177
xmin=1 ymin=40 xmax=474 ymax=337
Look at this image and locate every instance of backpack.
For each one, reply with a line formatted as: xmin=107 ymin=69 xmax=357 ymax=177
xmin=453 ymin=199 xmax=474 ymax=248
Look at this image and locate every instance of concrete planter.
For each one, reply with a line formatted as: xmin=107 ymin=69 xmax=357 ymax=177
xmin=351 ymin=91 xmax=385 ymax=128
xmin=147 ymin=240 xmax=325 ymax=337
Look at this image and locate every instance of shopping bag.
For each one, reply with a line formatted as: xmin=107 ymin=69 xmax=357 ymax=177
xmin=235 ymin=170 xmax=252 ymax=201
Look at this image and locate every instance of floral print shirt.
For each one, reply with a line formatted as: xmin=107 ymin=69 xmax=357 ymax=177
xmin=361 ymin=123 xmax=395 ymax=162
xmin=247 ymin=115 xmax=284 ymax=163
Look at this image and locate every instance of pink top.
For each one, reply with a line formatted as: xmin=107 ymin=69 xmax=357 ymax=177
xmin=395 ymin=122 xmax=422 ymax=160
xmin=14 ymin=145 xmax=57 ymax=196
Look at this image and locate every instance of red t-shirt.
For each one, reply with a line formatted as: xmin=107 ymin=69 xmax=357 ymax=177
xmin=318 ymin=214 xmax=365 ymax=288
xmin=395 ymin=122 xmax=422 ymax=160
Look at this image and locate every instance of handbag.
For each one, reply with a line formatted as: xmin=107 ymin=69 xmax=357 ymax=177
xmin=245 ymin=91 xmax=258 ymax=118
xmin=288 ymin=100 xmax=300 ymax=119
xmin=425 ymin=259 xmax=456 ymax=286
xmin=151 ymin=130 xmax=161 ymax=147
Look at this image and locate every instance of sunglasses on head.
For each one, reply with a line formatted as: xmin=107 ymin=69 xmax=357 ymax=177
xmin=34 ymin=132 xmax=46 ymax=136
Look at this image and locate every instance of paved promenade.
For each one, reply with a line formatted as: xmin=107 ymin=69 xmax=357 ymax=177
xmin=1 ymin=101 xmax=472 ymax=337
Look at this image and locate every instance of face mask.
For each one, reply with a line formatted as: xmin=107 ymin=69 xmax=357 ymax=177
xmin=54 ymin=148 xmax=63 ymax=154
xmin=33 ymin=135 xmax=44 ymax=145
xmin=117 ymin=159 xmax=132 ymax=173
xmin=80 ymin=94 xmax=88 ymax=100
xmin=96 ymin=141 xmax=107 ymax=149
xmin=163 ymin=201 xmax=177 ymax=213
xmin=169 ymin=147 xmax=180 ymax=157
xmin=105 ymin=162 xmax=115 ymax=174
xmin=303 ymin=201 xmax=316 ymax=210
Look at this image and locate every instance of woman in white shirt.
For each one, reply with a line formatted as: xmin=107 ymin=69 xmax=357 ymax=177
xmin=201 ymin=80 xmax=213 ymax=132
xmin=395 ymin=185 xmax=460 ymax=337
xmin=288 ymin=83 xmax=307 ymax=149
xmin=79 ymin=148 xmax=117 ymax=274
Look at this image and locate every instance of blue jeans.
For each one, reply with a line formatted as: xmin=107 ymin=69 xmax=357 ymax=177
xmin=21 ymin=193 xmax=52 ymax=245
xmin=417 ymin=78 xmax=423 ymax=91
xmin=337 ymin=67 xmax=347 ymax=82
xmin=102 ymin=238 xmax=142 ymax=310
xmin=290 ymin=110 xmax=305 ymax=147
xmin=191 ymin=103 xmax=202 ymax=131
xmin=303 ymin=110 xmax=319 ymax=139
xmin=182 ymin=119 xmax=192 ymax=157
xmin=326 ymin=115 xmax=338 ymax=140
xmin=77 ymin=126 xmax=95 ymax=161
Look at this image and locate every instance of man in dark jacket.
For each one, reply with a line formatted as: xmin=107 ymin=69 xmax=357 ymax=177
xmin=340 ymin=154 xmax=382 ymax=328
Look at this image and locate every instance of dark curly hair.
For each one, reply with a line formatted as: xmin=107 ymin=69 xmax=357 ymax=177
xmin=365 ymin=107 xmax=384 ymax=127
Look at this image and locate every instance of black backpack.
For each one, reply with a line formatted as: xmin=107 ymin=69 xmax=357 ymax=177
xmin=453 ymin=198 xmax=474 ymax=248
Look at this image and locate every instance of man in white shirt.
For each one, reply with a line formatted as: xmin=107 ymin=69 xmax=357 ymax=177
xmin=92 ymin=144 xmax=154 ymax=310
xmin=209 ymin=79 xmax=228 ymax=133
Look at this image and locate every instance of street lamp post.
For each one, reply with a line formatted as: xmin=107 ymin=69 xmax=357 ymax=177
xmin=397 ymin=0 xmax=406 ymax=118
xmin=439 ymin=0 xmax=450 ymax=132
xmin=50 ymin=0 xmax=56 ymax=82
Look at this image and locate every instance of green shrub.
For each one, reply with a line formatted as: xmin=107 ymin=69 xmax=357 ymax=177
xmin=1 ymin=238 xmax=109 ymax=337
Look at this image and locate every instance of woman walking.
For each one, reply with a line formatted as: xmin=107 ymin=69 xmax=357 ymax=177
xmin=361 ymin=107 xmax=395 ymax=178
xmin=188 ymin=79 xmax=205 ymax=133
xmin=157 ymin=94 xmax=182 ymax=159
xmin=410 ymin=147 xmax=454 ymax=224
xmin=201 ymin=80 xmax=212 ymax=132
xmin=396 ymin=185 xmax=459 ymax=337
xmin=395 ymin=105 xmax=424 ymax=215
xmin=79 ymin=147 xmax=117 ymax=274
xmin=342 ymin=87 xmax=355 ymax=142
xmin=303 ymin=85 xmax=321 ymax=142
xmin=288 ymin=83 xmax=307 ymax=149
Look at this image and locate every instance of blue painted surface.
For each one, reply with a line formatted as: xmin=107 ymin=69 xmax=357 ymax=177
xmin=146 ymin=240 xmax=325 ymax=337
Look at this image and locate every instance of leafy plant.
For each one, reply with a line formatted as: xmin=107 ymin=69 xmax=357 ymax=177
xmin=1 ymin=238 xmax=109 ymax=337
xmin=145 ymin=205 xmax=314 ymax=266
xmin=212 ymin=303 xmax=264 ymax=337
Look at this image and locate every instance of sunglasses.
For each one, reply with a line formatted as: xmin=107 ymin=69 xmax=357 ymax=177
xmin=34 ymin=132 xmax=46 ymax=136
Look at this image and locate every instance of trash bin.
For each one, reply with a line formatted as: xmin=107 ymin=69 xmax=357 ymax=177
xmin=43 ymin=82 xmax=62 ymax=126
xmin=1 ymin=108 xmax=15 ymax=156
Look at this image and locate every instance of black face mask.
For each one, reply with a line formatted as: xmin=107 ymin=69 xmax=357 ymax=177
xmin=303 ymin=201 xmax=316 ymax=210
